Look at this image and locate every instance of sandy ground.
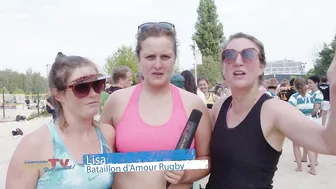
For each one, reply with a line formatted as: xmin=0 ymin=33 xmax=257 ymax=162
xmin=1 ymin=117 xmax=336 ymax=189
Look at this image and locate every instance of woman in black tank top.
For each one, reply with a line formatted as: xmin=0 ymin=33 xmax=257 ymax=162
xmin=206 ymin=33 xmax=336 ymax=189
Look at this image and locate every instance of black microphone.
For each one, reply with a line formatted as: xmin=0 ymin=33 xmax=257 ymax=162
xmin=166 ymin=109 xmax=203 ymax=189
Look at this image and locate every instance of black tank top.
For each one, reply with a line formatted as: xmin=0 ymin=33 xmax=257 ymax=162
xmin=206 ymin=94 xmax=282 ymax=189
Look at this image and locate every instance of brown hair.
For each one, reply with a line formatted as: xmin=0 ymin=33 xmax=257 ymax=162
xmin=268 ymin=78 xmax=278 ymax=87
xmin=112 ymin=66 xmax=131 ymax=84
xmin=197 ymin=77 xmax=209 ymax=85
xmin=49 ymin=52 xmax=97 ymax=130
xmin=135 ymin=25 xmax=178 ymax=59
xmin=221 ymin=32 xmax=266 ymax=83
xmin=294 ymin=77 xmax=307 ymax=96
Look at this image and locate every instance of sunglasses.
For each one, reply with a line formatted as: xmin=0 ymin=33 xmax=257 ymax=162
xmin=137 ymin=22 xmax=175 ymax=33
xmin=222 ymin=48 xmax=260 ymax=64
xmin=65 ymin=77 xmax=107 ymax=98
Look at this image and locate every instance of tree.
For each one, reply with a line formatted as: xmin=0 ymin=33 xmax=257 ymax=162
xmin=195 ymin=56 xmax=222 ymax=86
xmin=192 ymin=0 xmax=224 ymax=59
xmin=105 ymin=46 xmax=139 ymax=82
xmin=192 ymin=0 xmax=224 ymax=84
xmin=0 ymin=68 xmax=47 ymax=94
xmin=313 ymin=35 xmax=336 ymax=76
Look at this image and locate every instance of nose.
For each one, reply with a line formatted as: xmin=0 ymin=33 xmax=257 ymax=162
xmin=234 ymin=53 xmax=244 ymax=66
xmin=153 ymin=57 xmax=162 ymax=69
xmin=88 ymin=86 xmax=98 ymax=97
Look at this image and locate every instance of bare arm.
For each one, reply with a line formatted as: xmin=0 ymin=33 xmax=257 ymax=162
xmin=181 ymin=97 xmax=212 ymax=183
xmin=311 ymin=103 xmax=321 ymax=116
xmin=271 ymin=97 xmax=334 ymax=155
xmin=97 ymin=122 xmax=116 ymax=152
xmin=6 ymin=133 xmax=41 ymax=189
xmin=99 ymin=93 xmax=116 ymax=126
xmin=324 ymin=50 xmax=336 ymax=154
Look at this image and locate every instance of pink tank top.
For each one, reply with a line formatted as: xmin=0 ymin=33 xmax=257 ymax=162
xmin=115 ymin=83 xmax=195 ymax=152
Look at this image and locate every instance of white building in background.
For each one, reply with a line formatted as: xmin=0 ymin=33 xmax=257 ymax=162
xmin=264 ymin=60 xmax=307 ymax=75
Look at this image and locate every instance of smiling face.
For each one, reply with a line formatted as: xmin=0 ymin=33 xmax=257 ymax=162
xmin=222 ymin=38 xmax=265 ymax=90
xmin=198 ymin=79 xmax=209 ymax=93
xmin=138 ymin=36 xmax=176 ymax=87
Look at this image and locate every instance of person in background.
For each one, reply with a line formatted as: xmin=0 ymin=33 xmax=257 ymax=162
xmin=198 ymin=77 xmax=219 ymax=109
xmin=100 ymin=22 xmax=211 ymax=189
xmin=214 ymin=84 xmax=224 ymax=97
xmin=180 ymin=70 xmax=207 ymax=105
xmin=277 ymin=78 xmax=296 ymax=101
xmin=288 ymin=77 xmax=317 ymax=175
xmin=265 ymin=78 xmax=279 ymax=99
xmin=170 ymin=73 xmax=185 ymax=89
xmin=319 ymin=76 xmax=330 ymax=126
xmin=136 ymin=72 xmax=144 ymax=84
xmin=305 ymin=75 xmax=324 ymax=165
xmin=46 ymin=96 xmax=56 ymax=120
xmin=6 ymin=52 xmax=114 ymax=189
xmin=100 ymin=66 xmax=133 ymax=112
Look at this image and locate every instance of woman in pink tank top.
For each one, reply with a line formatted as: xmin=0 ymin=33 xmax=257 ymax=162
xmin=100 ymin=22 xmax=212 ymax=189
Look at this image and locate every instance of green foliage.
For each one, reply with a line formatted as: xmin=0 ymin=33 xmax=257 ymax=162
xmin=104 ymin=46 xmax=139 ymax=83
xmin=1 ymin=87 xmax=9 ymax=94
xmin=312 ymin=35 xmax=336 ymax=76
xmin=0 ymin=68 xmax=47 ymax=94
xmin=191 ymin=0 xmax=224 ymax=83
xmin=13 ymin=88 xmax=25 ymax=94
xmin=191 ymin=56 xmax=222 ymax=87
xmin=192 ymin=0 xmax=225 ymax=59
xmin=26 ymin=109 xmax=50 ymax=121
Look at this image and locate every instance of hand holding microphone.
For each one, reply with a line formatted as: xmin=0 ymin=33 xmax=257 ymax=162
xmin=165 ymin=109 xmax=203 ymax=188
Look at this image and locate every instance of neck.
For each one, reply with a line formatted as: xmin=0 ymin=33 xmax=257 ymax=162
xmin=112 ymin=84 xmax=122 ymax=88
xmin=312 ymin=87 xmax=318 ymax=92
xmin=230 ymin=84 xmax=261 ymax=114
xmin=204 ymin=91 xmax=209 ymax=96
xmin=142 ymin=81 xmax=171 ymax=97
xmin=59 ymin=110 xmax=94 ymax=136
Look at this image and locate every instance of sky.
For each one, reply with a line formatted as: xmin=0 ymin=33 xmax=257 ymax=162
xmin=0 ymin=0 xmax=335 ymax=77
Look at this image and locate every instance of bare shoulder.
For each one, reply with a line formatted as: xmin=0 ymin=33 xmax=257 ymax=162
xmin=107 ymin=85 xmax=137 ymax=104
xmin=6 ymin=125 xmax=50 ymax=188
xmin=18 ymin=125 xmax=50 ymax=155
xmin=210 ymin=96 xmax=228 ymax=127
xmin=101 ymin=85 xmax=137 ymax=125
xmin=178 ymin=88 xmax=206 ymax=109
xmin=9 ymin=124 xmax=51 ymax=168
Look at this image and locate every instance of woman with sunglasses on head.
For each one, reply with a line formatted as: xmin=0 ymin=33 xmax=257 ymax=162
xmin=6 ymin=53 xmax=114 ymax=189
xmin=206 ymin=32 xmax=336 ymax=189
xmin=101 ymin=22 xmax=211 ymax=189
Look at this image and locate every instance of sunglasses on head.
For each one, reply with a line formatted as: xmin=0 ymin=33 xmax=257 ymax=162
xmin=137 ymin=22 xmax=175 ymax=33
xmin=222 ymin=48 xmax=260 ymax=64
xmin=65 ymin=75 xmax=108 ymax=98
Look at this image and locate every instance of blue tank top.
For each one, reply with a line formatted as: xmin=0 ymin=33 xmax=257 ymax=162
xmin=36 ymin=121 xmax=114 ymax=189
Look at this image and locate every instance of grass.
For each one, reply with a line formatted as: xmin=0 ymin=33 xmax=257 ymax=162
xmin=26 ymin=109 xmax=51 ymax=121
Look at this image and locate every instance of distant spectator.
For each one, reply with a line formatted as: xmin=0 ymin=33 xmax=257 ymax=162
xmin=136 ymin=72 xmax=144 ymax=84
xmin=100 ymin=66 xmax=133 ymax=112
xmin=170 ymin=73 xmax=185 ymax=89
xmin=46 ymin=96 xmax=56 ymax=120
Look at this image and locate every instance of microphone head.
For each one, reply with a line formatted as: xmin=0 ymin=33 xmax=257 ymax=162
xmin=188 ymin=109 xmax=203 ymax=125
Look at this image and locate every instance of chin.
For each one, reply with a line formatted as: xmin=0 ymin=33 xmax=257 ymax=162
xmin=230 ymin=81 xmax=254 ymax=90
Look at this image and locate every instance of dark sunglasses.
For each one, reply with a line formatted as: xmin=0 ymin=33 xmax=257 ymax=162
xmin=222 ymin=48 xmax=260 ymax=64
xmin=65 ymin=79 xmax=106 ymax=98
xmin=137 ymin=22 xmax=175 ymax=33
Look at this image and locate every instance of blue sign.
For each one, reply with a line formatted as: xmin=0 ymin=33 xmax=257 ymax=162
xmin=83 ymin=149 xmax=195 ymax=165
